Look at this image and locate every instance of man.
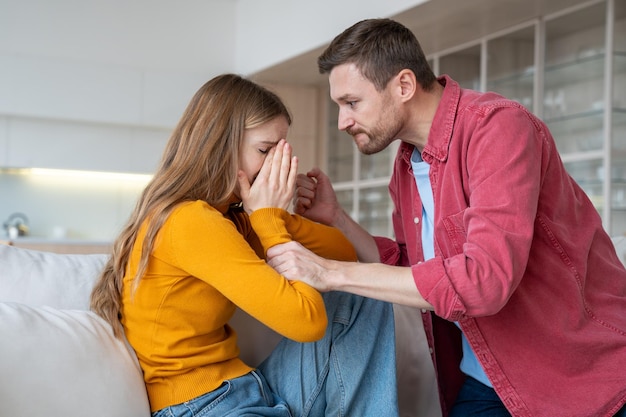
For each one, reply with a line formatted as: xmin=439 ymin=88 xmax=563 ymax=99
xmin=267 ymin=18 xmax=626 ymax=417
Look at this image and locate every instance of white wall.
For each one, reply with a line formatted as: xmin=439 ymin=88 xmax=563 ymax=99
xmin=0 ymin=0 xmax=236 ymax=72
xmin=234 ymin=0 xmax=429 ymax=75
xmin=0 ymin=0 xmax=236 ymax=129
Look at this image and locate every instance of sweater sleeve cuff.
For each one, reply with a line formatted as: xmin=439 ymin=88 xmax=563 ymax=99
xmin=249 ymin=208 xmax=292 ymax=253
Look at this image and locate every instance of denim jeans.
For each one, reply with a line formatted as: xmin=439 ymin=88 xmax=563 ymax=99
xmin=151 ymin=371 xmax=290 ymax=417
xmin=450 ymin=376 xmax=626 ymax=417
xmin=152 ymin=292 xmax=399 ymax=417
xmin=259 ymin=291 xmax=398 ymax=416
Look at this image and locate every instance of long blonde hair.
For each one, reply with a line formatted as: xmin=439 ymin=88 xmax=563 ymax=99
xmin=90 ymin=74 xmax=292 ymax=337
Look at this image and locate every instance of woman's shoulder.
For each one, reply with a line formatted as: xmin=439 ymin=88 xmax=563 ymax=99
xmin=172 ymin=200 xmax=219 ymax=215
xmin=165 ymin=200 xmax=227 ymax=230
xmin=159 ymin=200 xmax=245 ymax=247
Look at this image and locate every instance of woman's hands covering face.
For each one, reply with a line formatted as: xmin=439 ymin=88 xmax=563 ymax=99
xmin=238 ymin=139 xmax=298 ymax=214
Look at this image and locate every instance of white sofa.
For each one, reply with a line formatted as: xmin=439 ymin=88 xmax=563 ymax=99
xmin=0 ymin=244 xmax=151 ymax=417
xmin=0 ymin=244 xmax=440 ymax=417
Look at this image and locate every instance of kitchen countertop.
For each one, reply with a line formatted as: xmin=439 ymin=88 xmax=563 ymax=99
xmin=3 ymin=236 xmax=112 ymax=245
xmin=2 ymin=237 xmax=113 ymax=254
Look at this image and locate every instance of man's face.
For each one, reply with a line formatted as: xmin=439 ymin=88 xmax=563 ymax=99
xmin=328 ymin=63 xmax=402 ymax=155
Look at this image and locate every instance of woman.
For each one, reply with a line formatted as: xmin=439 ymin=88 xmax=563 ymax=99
xmin=90 ymin=74 xmax=399 ymax=417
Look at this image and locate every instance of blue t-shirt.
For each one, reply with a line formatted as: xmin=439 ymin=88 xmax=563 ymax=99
xmin=410 ymin=147 xmax=492 ymax=388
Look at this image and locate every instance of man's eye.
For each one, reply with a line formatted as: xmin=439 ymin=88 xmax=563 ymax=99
xmin=259 ymin=148 xmax=270 ymax=154
xmin=346 ymin=101 xmax=356 ymax=107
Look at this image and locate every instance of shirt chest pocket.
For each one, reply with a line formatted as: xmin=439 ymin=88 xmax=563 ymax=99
xmin=441 ymin=209 xmax=467 ymax=256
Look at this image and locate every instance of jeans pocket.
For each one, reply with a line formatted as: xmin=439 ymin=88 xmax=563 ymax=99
xmin=152 ymin=382 xmax=232 ymax=417
xmin=193 ymin=382 xmax=233 ymax=416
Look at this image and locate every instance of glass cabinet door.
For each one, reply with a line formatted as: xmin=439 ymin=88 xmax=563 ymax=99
xmin=439 ymin=45 xmax=481 ymax=90
xmin=335 ymin=188 xmax=355 ymax=218
xmin=359 ymin=146 xmax=395 ymax=180
xmin=543 ymin=0 xmax=626 ymax=236
xmin=544 ymin=2 xmax=608 ymax=225
xmin=565 ymin=159 xmax=605 ymax=209
xmin=544 ymin=2 xmax=607 ymax=156
xmin=358 ymin=185 xmax=393 ymax=237
xmin=610 ymin=0 xmax=626 ymax=235
xmin=486 ymin=25 xmax=535 ymax=111
xmin=326 ymin=102 xmax=355 ymax=183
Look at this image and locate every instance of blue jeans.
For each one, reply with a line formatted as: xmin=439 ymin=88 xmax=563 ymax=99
xmin=151 ymin=371 xmax=290 ymax=417
xmin=152 ymin=292 xmax=399 ymax=417
xmin=450 ymin=376 xmax=626 ymax=417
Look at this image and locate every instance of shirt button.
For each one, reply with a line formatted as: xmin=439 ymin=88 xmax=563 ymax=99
xmin=414 ymin=217 xmax=420 ymax=224
xmin=429 ymin=348 xmax=434 ymax=355
xmin=421 ymin=308 xmax=427 ymax=313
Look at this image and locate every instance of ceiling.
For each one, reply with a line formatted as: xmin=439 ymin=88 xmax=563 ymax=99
xmin=251 ymin=0 xmax=591 ymax=86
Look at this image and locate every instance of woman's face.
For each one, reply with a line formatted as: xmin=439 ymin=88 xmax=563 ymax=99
xmin=236 ymin=115 xmax=290 ymax=196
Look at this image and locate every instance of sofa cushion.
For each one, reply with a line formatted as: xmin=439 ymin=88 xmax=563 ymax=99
xmin=0 ymin=245 xmax=150 ymax=416
xmin=0 ymin=244 xmax=108 ymax=309
xmin=0 ymin=302 xmax=150 ymax=416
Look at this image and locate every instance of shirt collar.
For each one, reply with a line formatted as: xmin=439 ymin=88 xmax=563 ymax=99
xmin=420 ymin=74 xmax=461 ymax=164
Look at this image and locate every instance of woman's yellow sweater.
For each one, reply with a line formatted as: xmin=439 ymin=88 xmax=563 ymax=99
xmin=121 ymin=200 xmax=357 ymax=412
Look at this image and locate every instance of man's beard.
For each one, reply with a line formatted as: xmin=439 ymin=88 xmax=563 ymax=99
xmin=347 ymin=118 xmax=401 ymax=155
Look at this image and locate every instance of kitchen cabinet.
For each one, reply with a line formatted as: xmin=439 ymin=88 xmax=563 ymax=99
xmin=0 ymin=52 xmax=205 ymax=175
xmin=543 ymin=0 xmax=626 ymax=236
xmin=438 ymin=44 xmax=481 ymax=91
xmin=486 ymin=25 xmax=536 ymax=112
xmin=1 ymin=117 xmax=169 ymax=174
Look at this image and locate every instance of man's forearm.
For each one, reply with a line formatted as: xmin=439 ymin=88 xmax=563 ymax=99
xmin=333 ymin=209 xmax=381 ymax=263
xmin=326 ymin=260 xmax=434 ymax=309
xmin=267 ymin=241 xmax=433 ymax=308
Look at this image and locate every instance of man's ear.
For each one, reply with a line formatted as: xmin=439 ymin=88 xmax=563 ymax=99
xmin=396 ymin=69 xmax=417 ymax=102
